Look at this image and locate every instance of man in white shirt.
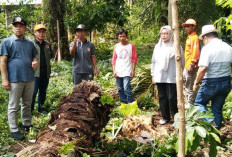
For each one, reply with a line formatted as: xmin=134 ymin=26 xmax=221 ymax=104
xmin=193 ymin=25 xmax=232 ymax=129
xmin=112 ymin=29 xmax=137 ymax=103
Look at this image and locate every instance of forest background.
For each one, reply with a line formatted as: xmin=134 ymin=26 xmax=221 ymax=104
xmin=0 ymin=0 xmax=232 ymax=156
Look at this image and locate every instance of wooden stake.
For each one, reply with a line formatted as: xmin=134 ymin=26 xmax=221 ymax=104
xmin=57 ymin=20 xmax=62 ymax=62
xmin=171 ymin=0 xmax=185 ymax=156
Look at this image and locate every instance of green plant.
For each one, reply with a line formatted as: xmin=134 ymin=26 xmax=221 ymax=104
xmin=100 ymin=93 xmax=114 ymax=106
xmin=57 ymin=141 xmax=75 ymax=155
xmin=174 ymin=106 xmax=221 ymax=156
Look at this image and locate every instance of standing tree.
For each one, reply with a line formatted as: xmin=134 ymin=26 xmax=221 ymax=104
xmin=42 ymin=0 xmax=69 ymax=61
xmin=171 ymin=0 xmax=185 ymax=156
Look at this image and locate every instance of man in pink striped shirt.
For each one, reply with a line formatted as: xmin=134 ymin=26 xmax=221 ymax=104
xmin=112 ymin=29 xmax=138 ymax=103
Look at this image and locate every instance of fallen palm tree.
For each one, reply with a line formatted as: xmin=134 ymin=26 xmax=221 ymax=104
xmin=17 ymin=81 xmax=112 ymax=156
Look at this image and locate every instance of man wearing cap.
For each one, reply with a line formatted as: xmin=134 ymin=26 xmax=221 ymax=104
xmin=193 ymin=25 xmax=232 ymax=129
xmin=182 ymin=19 xmax=201 ymax=109
xmin=70 ymin=24 xmax=98 ymax=85
xmin=0 ymin=17 xmax=38 ymax=140
xmin=31 ymin=24 xmax=52 ymax=114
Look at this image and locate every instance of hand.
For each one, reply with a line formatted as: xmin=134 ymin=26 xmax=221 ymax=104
xmin=94 ymin=68 xmax=98 ymax=77
xmin=74 ymin=35 xmax=79 ymax=45
xmin=193 ymin=84 xmax=199 ymax=93
xmin=187 ymin=65 xmax=194 ymax=73
xmin=32 ymin=61 xmax=38 ymax=69
xmin=113 ymin=71 xmax=118 ymax=78
xmin=130 ymin=71 xmax=135 ymax=77
xmin=152 ymin=77 xmax=156 ymax=84
xmin=2 ymin=79 xmax=10 ymax=90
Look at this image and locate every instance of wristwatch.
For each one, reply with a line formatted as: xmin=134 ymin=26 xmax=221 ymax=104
xmin=194 ymin=82 xmax=200 ymax=85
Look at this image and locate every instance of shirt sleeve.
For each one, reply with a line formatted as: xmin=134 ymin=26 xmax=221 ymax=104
xmin=191 ymin=37 xmax=200 ymax=63
xmin=91 ymin=43 xmax=95 ymax=56
xmin=131 ymin=43 xmax=138 ymax=64
xmin=0 ymin=39 xmax=8 ymax=56
xmin=69 ymin=42 xmax=74 ymax=51
xmin=151 ymin=47 xmax=156 ymax=76
xmin=198 ymin=47 xmax=209 ymax=67
xmin=112 ymin=45 xmax=117 ymax=65
xmin=31 ymin=43 xmax=38 ymax=58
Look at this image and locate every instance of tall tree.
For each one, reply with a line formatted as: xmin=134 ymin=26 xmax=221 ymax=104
xmin=43 ymin=0 xmax=69 ymax=61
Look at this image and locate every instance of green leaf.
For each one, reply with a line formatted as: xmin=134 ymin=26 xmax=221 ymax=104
xmin=185 ymin=106 xmax=199 ymax=120
xmin=210 ymin=133 xmax=221 ymax=144
xmin=209 ymin=134 xmax=218 ymax=157
xmin=191 ymin=133 xmax=202 ymax=152
xmin=193 ymin=111 xmax=214 ymax=120
xmin=186 ymin=128 xmax=195 ymax=146
xmin=195 ymin=126 xmax=207 ymax=138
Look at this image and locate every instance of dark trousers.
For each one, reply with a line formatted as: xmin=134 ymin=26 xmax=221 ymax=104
xmin=157 ymin=83 xmax=178 ymax=121
xmin=31 ymin=77 xmax=49 ymax=112
xmin=73 ymin=73 xmax=93 ymax=85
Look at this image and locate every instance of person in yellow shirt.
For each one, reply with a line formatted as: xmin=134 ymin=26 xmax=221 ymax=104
xmin=182 ymin=19 xmax=201 ymax=109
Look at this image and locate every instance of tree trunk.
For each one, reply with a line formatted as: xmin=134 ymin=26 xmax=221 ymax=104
xmin=171 ymin=0 xmax=185 ymax=157
xmin=42 ymin=0 xmax=69 ymax=60
xmin=16 ymin=81 xmax=112 ymax=156
xmin=168 ymin=0 xmax=172 ymax=26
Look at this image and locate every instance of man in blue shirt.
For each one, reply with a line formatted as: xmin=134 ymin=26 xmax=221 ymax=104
xmin=0 ymin=17 xmax=38 ymax=140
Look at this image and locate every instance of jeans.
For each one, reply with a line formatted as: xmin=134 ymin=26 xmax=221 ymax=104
xmin=116 ymin=76 xmax=133 ymax=103
xmin=73 ymin=73 xmax=93 ymax=85
xmin=194 ymin=76 xmax=231 ymax=129
xmin=32 ymin=77 xmax=49 ymax=112
xmin=8 ymin=81 xmax=34 ymax=132
xmin=183 ymin=68 xmax=197 ymax=105
xmin=157 ymin=83 xmax=178 ymax=121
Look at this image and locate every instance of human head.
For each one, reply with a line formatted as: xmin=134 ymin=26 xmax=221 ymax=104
xmin=160 ymin=25 xmax=173 ymax=42
xmin=34 ymin=24 xmax=46 ymax=41
xmin=182 ymin=19 xmax=197 ymax=34
xmin=75 ymin=24 xmax=87 ymax=41
xmin=117 ymin=28 xmax=128 ymax=44
xmin=12 ymin=17 xmax=27 ymax=38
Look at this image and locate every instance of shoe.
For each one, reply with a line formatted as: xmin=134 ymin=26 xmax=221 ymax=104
xmin=11 ymin=131 xmax=25 ymax=140
xmin=22 ymin=125 xmax=33 ymax=131
xmin=159 ymin=119 xmax=169 ymax=125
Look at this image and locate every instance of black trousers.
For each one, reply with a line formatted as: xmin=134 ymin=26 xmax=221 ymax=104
xmin=157 ymin=83 xmax=178 ymax=121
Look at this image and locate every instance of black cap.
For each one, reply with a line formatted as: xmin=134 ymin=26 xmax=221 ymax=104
xmin=12 ymin=17 xmax=27 ymax=26
xmin=76 ymin=24 xmax=86 ymax=32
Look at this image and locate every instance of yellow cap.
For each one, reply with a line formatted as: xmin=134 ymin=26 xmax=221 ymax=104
xmin=34 ymin=24 xmax=46 ymax=32
xmin=182 ymin=19 xmax=197 ymax=27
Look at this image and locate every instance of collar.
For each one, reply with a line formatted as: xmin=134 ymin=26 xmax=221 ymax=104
xmin=34 ymin=38 xmax=45 ymax=45
xmin=188 ymin=32 xmax=197 ymax=36
xmin=12 ymin=34 xmax=26 ymax=41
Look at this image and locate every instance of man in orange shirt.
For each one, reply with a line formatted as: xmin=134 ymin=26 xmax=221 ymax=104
xmin=182 ymin=19 xmax=201 ymax=109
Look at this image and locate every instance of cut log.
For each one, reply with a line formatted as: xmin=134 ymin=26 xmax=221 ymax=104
xmin=17 ymin=81 xmax=112 ymax=157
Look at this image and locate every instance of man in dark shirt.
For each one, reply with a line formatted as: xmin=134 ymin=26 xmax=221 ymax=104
xmin=32 ymin=24 xmax=52 ymax=114
xmin=70 ymin=24 xmax=98 ymax=85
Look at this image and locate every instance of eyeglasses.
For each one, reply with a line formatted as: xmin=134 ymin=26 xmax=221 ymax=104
xmin=160 ymin=33 xmax=168 ymax=36
xmin=184 ymin=25 xmax=193 ymax=28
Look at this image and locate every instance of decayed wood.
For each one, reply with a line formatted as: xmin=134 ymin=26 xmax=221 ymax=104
xmin=171 ymin=0 xmax=186 ymax=157
xmin=17 ymin=81 xmax=111 ymax=157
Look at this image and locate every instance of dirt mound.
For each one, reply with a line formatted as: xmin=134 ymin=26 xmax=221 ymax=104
xmin=17 ymin=81 xmax=112 ymax=157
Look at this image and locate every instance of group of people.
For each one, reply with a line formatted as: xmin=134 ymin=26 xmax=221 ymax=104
xmin=0 ymin=17 xmax=52 ymax=140
xmin=0 ymin=16 xmax=231 ymax=141
xmin=151 ymin=19 xmax=232 ymax=130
